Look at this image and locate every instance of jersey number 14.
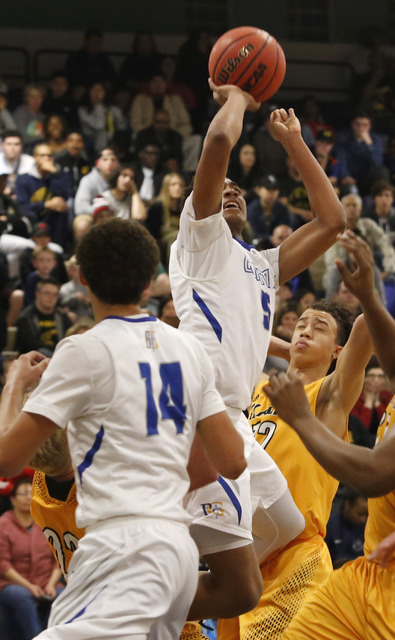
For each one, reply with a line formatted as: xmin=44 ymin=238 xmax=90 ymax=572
xmin=139 ymin=362 xmax=186 ymax=435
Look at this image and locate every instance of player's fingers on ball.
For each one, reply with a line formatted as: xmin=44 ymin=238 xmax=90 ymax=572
xmin=279 ymin=108 xmax=288 ymax=120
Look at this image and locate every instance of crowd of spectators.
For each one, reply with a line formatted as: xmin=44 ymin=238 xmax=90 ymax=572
xmin=1 ymin=24 xmax=395 ymax=638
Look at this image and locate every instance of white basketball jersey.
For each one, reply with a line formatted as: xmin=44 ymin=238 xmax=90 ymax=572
xmin=169 ymin=194 xmax=279 ymax=412
xmin=24 ymin=315 xmax=225 ymax=529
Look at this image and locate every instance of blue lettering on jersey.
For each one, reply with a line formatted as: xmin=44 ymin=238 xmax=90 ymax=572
xmin=243 ymin=256 xmax=272 ymax=288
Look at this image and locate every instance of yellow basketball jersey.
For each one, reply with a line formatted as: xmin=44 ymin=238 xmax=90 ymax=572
xmin=31 ymin=471 xmax=85 ymax=579
xmin=250 ymin=378 xmax=346 ymax=542
xmin=364 ymin=395 xmax=395 ymax=559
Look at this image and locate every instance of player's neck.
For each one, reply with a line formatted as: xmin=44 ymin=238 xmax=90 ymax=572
xmin=92 ymin=299 xmax=144 ymax=323
xmin=288 ymin=362 xmax=329 ymax=385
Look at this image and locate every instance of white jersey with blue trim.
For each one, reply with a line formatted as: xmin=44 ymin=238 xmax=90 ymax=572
xmin=169 ymin=193 xmax=280 ymax=413
xmin=23 ymin=315 xmax=225 ymax=529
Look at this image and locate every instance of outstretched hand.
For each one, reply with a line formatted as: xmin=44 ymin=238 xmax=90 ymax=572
xmin=335 ymin=230 xmax=375 ymax=302
xmin=6 ymin=352 xmax=49 ymax=392
xmin=269 ymin=108 xmax=301 ymax=143
xmin=263 ymin=369 xmax=313 ymax=429
xmin=208 ymin=78 xmax=260 ymax=111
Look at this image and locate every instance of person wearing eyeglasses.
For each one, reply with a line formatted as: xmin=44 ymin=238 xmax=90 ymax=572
xmin=0 ymin=478 xmax=62 ymax=639
xmin=15 ymin=144 xmax=73 ymax=248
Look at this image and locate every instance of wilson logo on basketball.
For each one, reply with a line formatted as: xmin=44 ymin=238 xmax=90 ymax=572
xmin=242 ymin=62 xmax=268 ymax=92
xmin=217 ymin=43 xmax=255 ymax=84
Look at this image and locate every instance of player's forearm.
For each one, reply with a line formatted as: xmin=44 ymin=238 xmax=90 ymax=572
xmin=291 ymin=414 xmax=387 ymax=496
xmin=267 ymin=336 xmax=291 ymax=361
xmin=0 ymin=379 xmax=26 ymax=435
xmin=206 ymin=92 xmax=250 ymax=150
xmin=284 ymin=137 xmax=345 ymax=233
xmin=358 ymin=288 xmax=395 ymax=386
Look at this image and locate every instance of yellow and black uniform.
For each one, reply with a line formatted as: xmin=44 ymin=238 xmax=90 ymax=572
xmin=31 ymin=471 xmax=84 ymax=580
xmin=217 ymin=377 xmax=347 ymax=640
xmin=282 ymin=397 xmax=395 ymax=640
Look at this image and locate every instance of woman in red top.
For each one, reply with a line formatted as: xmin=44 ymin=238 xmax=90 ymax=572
xmin=351 ymin=355 xmax=393 ymax=434
xmin=0 ymin=478 xmax=62 ymax=639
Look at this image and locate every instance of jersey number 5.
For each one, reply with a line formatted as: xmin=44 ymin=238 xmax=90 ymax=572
xmin=139 ymin=362 xmax=186 ymax=435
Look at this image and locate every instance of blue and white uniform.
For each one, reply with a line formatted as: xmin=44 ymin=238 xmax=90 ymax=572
xmin=169 ymin=194 xmax=290 ymax=554
xmin=25 ymin=314 xmax=225 ymax=640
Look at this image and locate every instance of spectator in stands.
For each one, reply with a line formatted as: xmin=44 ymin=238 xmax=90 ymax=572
xmin=23 ymin=245 xmax=57 ymax=307
xmin=158 ymin=294 xmax=179 ymax=328
xmin=362 ymin=179 xmax=395 ymax=245
xmin=41 ymin=70 xmax=79 ymax=129
xmin=227 ymin=143 xmax=262 ymax=202
xmin=43 ymin=114 xmax=67 ymax=159
xmin=325 ymin=487 xmax=368 ymax=569
xmin=159 ymin=55 xmax=196 ymax=113
xmin=15 ymin=277 xmax=71 ymax=355
xmin=119 ymin=30 xmax=161 ymax=93
xmin=175 ymin=30 xmax=212 ymax=132
xmin=130 ymin=73 xmax=201 ymax=172
xmin=78 ymin=82 xmax=127 ymax=158
xmin=351 ymin=355 xmax=393 ymax=434
xmin=0 ymin=478 xmax=62 ymax=639
xmin=324 ymin=193 xmax=395 ymax=288
xmin=331 ymin=279 xmax=363 ymax=313
xmin=133 ymin=143 xmax=166 ymax=206
xmin=15 ymin=143 xmax=73 ymax=247
xmin=74 ymin=147 xmax=119 ymax=215
xmin=0 ymin=131 xmax=35 ymax=196
xmin=293 ymin=287 xmax=317 ymax=312
xmin=0 ymin=83 xmax=17 ymax=139
xmin=131 ymin=73 xmax=193 ymax=139
xmin=247 ymin=174 xmax=294 ymax=243
xmin=252 ymin=104 xmax=288 ymax=177
xmin=145 ymin=172 xmax=185 ymax=267
xmin=135 ymin=108 xmax=184 ymax=173
xmin=18 ymin=222 xmax=67 ymax=288
xmin=59 ymin=254 xmax=92 ymax=321
xmin=99 ymin=165 xmax=146 ymax=221
xmin=314 ymin=128 xmax=348 ymax=189
xmin=272 ymin=299 xmax=301 ymax=342
xmin=0 ymin=171 xmax=30 ymax=238
xmin=383 ymin=134 xmax=395 ymax=183
xmin=335 ymin=110 xmax=388 ymax=195
xmin=299 ymin=95 xmax=334 ymax=147
xmin=13 ymin=85 xmax=45 ymax=153
xmin=279 ymin=154 xmax=313 ymax=225
xmin=64 ymin=29 xmax=115 ymax=99
xmin=57 ymin=131 xmax=91 ymax=196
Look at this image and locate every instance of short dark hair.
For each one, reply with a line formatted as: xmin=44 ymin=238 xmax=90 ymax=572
xmin=2 ymin=130 xmax=22 ymax=142
xmin=76 ymin=218 xmax=160 ymax=305
xmin=371 ymin=180 xmax=394 ymax=197
xmin=11 ymin=478 xmax=32 ymax=496
xmin=309 ymin=300 xmax=355 ymax=346
xmin=36 ymin=277 xmax=60 ymax=291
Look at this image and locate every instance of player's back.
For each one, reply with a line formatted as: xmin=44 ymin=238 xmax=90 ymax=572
xmin=26 ymin=314 xmax=223 ymax=529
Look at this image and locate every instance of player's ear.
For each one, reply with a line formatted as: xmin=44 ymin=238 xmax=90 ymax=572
xmin=332 ymin=344 xmax=343 ymax=361
xmin=79 ymin=271 xmax=87 ymax=286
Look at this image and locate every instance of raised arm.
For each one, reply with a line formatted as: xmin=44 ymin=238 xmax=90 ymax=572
xmin=0 ymin=352 xmax=57 ymax=476
xmin=271 ymin=109 xmax=346 ymax=284
xmin=320 ymin=313 xmax=373 ymax=435
xmin=192 ymin=80 xmax=259 ymax=220
xmin=336 ymin=231 xmax=395 ymax=388
xmin=197 ymin=410 xmax=247 ymax=480
xmin=264 ymin=369 xmax=395 ymax=497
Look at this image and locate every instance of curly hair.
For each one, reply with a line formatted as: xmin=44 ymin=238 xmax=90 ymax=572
xmin=76 ymin=218 xmax=159 ymax=305
xmin=309 ymin=300 xmax=356 ymax=346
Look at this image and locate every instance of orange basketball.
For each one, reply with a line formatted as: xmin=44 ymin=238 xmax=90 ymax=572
xmin=208 ymin=26 xmax=286 ymax=102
